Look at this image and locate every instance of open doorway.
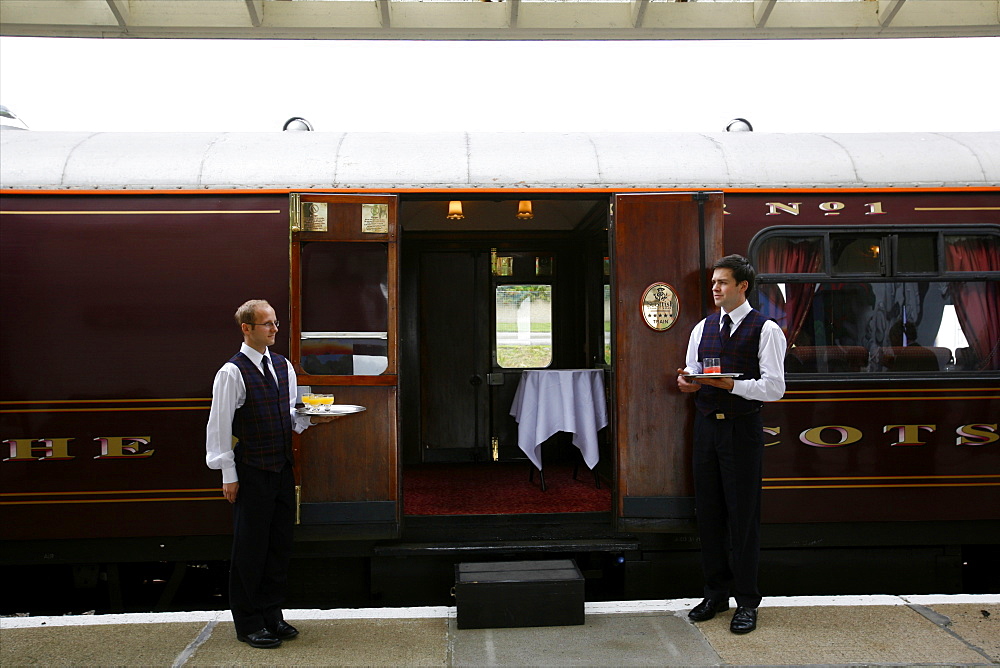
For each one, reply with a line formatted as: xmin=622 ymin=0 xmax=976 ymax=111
xmin=398 ymin=196 xmax=613 ymax=517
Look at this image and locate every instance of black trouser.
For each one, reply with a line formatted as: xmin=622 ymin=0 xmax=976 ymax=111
xmin=692 ymin=410 xmax=764 ymax=609
xmin=230 ymin=462 xmax=295 ymax=636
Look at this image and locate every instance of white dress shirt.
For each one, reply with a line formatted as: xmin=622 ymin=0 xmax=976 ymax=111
xmin=683 ymin=300 xmax=787 ymax=403
xmin=205 ymin=343 xmax=313 ymax=484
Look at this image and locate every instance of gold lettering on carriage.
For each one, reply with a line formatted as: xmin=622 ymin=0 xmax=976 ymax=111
xmin=4 ymin=423 xmax=997 ymax=461
xmin=3 ymin=437 xmax=154 ymax=461
xmin=761 ymin=201 xmax=887 ymax=216
xmin=764 ymin=423 xmax=998 ymax=448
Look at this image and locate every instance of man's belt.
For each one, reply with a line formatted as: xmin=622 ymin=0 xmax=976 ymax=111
xmin=710 ymin=408 xmax=760 ymax=420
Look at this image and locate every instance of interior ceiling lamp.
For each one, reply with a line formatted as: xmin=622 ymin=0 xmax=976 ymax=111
xmin=516 ymin=200 xmax=534 ymax=220
xmin=447 ymin=201 xmax=465 ymax=220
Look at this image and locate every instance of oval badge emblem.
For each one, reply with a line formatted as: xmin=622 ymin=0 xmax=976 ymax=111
xmin=641 ymin=282 xmax=680 ymax=331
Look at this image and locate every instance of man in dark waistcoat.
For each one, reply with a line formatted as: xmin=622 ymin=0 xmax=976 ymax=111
xmin=206 ymin=299 xmax=336 ymax=649
xmin=676 ymin=255 xmax=786 ymax=634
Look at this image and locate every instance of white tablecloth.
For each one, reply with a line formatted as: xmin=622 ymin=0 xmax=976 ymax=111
xmin=509 ymin=369 xmax=608 ymax=471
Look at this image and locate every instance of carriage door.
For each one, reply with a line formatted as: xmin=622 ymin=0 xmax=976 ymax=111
xmin=611 ymin=192 xmax=724 ymax=530
xmin=290 ymin=194 xmax=400 ymax=539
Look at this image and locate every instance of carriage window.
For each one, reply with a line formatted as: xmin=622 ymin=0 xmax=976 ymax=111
xmin=495 ymin=285 xmax=553 ymax=369
xmin=777 ymin=281 xmax=989 ymax=373
xmin=946 ymin=234 xmax=999 ymax=272
xmin=897 ymin=234 xmax=937 ymax=274
xmin=299 ymin=242 xmax=389 ymax=375
xmin=831 ymin=234 xmax=883 ymax=275
xmin=756 ymin=236 xmax=823 ymax=275
xmin=751 ymin=226 xmax=999 ymax=374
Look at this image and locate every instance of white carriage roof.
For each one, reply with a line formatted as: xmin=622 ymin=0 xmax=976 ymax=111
xmin=1 ymin=0 xmax=998 ymax=41
xmin=1 ymin=131 xmax=998 ymax=191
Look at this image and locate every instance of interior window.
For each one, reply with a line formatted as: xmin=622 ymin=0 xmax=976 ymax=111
xmin=495 ymin=285 xmax=553 ymax=369
xmin=603 ymin=283 xmax=612 ymax=365
xmin=752 ymin=227 xmax=999 ymax=374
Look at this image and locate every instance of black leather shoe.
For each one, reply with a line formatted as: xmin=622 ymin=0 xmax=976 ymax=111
xmin=688 ymin=597 xmax=730 ymax=622
xmin=236 ymin=628 xmax=282 ymax=649
xmin=730 ymin=607 xmax=758 ymax=634
xmin=271 ymin=620 xmax=299 ymax=640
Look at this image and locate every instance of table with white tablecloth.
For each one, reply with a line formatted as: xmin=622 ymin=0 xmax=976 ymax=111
xmin=509 ymin=369 xmax=608 ymax=472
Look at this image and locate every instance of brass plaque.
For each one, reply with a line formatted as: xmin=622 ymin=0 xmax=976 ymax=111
xmin=302 ymin=202 xmax=328 ymax=232
xmin=361 ymin=203 xmax=389 ymax=234
xmin=641 ymin=282 xmax=680 ymax=331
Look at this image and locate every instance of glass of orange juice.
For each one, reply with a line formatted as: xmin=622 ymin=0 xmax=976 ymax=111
xmin=319 ymin=394 xmax=335 ymax=411
xmin=302 ymin=393 xmax=320 ymax=410
xmin=704 ymin=358 xmax=721 ymax=374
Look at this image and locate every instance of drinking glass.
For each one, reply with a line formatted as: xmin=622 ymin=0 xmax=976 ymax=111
xmin=704 ymin=358 xmax=721 ymax=374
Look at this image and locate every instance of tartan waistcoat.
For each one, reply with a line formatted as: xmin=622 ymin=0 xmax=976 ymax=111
xmin=230 ymin=351 xmax=293 ymax=472
xmin=695 ymin=308 xmax=768 ymax=417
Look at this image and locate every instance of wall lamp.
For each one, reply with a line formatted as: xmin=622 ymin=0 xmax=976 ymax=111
xmin=447 ymin=201 xmax=465 ymax=220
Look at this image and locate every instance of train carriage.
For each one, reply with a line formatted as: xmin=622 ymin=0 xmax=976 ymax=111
xmin=1 ymin=130 xmax=998 ymax=609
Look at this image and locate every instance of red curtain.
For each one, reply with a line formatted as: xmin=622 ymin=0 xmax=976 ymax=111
xmin=757 ymin=238 xmax=822 ymax=347
xmin=947 ymin=237 xmax=1000 ymax=371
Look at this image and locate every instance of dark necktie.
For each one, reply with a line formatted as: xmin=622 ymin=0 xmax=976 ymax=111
xmin=261 ymin=356 xmax=278 ymax=391
xmin=721 ymin=313 xmax=732 ymax=343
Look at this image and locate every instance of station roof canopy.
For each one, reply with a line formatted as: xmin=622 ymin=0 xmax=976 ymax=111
xmin=1 ymin=0 xmax=998 ymax=41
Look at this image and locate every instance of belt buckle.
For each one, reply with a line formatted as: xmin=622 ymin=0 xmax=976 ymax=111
xmin=715 ymin=413 xmax=726 ymax=420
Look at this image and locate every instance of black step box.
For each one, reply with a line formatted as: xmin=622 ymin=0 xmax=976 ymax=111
xmin=454 ymin=559 xmax=585 ymax=629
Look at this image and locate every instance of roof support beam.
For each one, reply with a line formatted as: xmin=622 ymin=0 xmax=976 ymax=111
xmin=878 ymin=0 xmax=907 ymax=27
xmin=631 ymin=0 xmax=650 ymax=28
xmin=245 ymin=0 xmax=263 ymax=28
xmin=507 ymin=0 xmax=520 ymax=29
xmin=754 ymin=0 xmax=778 ymax=28
xmin=105 ymin=0 xmax=128 ymax=28
xmin=2 ymin=0 xmax=998 ymax=41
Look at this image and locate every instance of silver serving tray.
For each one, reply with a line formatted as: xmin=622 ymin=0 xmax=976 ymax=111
xmin=297 ymin=404 xmax=366 ymax=416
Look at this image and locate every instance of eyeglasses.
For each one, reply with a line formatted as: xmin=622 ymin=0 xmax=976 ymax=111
xmin=250 ymin=321 xmax=279 ymax=329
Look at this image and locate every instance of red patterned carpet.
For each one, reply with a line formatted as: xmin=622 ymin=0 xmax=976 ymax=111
xmin=402 ymin=462 xmax=612 ymax=515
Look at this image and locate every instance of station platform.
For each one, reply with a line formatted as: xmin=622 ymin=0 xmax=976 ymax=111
xmin=3 ymin=594 xmax=998 ymax=667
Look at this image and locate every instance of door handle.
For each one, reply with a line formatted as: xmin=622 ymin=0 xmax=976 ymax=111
xmin=469 ymin=375 xmax=483 ymax=386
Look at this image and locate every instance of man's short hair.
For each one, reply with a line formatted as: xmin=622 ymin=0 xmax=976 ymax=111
xmin=234 ymin=299 xmax=271 ymax=327
xmin=713 ymin=254 xmax=756 ymax=293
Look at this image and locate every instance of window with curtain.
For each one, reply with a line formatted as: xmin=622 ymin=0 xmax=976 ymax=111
xmin=750 ymin=227 xmax=999 ymax=374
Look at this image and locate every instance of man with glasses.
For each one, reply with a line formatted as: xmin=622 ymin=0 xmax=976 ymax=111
xmin=206 ymin=299 xmax=335 ymax=649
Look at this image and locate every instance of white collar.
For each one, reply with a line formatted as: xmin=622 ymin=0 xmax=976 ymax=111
xmin=240 ymin=342 xmax=270 ymax=366
xmin=721 ymin=299 xmax=752 ymax=326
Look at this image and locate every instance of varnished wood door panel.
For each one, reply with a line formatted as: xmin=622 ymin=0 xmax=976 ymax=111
xmin=298 ymin=385 xmax=397 ymax=503
xmin=612 ymin=193 xmax=724 ymax=525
